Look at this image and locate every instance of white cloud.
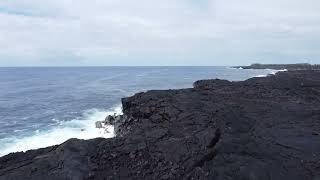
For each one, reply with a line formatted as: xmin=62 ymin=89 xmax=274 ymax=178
xmin=0 ymin=0 xmax=319 ymax=66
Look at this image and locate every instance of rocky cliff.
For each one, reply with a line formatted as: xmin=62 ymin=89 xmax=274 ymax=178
xmin=1 ymin=71 xmax=320 ymax=180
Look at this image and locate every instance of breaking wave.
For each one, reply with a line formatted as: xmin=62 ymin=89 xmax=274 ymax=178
xmin=0 ymin=106 xmax=122 ymax=157
xmin=254 ymin=69 xmax=288 ymax=77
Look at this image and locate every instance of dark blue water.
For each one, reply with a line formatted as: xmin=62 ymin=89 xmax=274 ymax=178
xmin=0 ymin=67 xmax=272 ymax=156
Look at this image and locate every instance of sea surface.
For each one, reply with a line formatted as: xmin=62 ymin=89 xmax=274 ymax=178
xmin=0 ymin=66 xmax=275 ymax=156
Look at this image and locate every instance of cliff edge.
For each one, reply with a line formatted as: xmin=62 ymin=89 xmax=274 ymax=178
xmin=1 ymin=71 xmax=320 ymax=180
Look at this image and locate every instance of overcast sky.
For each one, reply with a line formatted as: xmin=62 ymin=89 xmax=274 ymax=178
xmin=0 ymin=0 xmax=319 ymax=66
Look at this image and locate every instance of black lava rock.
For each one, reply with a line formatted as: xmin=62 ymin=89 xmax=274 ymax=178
xmin=1 ymin=70 xmax=320 ymax=180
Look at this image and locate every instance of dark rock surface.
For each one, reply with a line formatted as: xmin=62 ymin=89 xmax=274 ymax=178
xmin=234 ymin=63 xmax=320 ymax=70
xmin=1 ymin=70 xmax=320 ymax=180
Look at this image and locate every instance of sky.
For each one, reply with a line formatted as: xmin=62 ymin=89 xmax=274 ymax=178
xmin=0 ymin=0 xmax=319 ymax=66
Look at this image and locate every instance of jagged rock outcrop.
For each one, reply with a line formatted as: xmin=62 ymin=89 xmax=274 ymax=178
xmin=1 ymin=70 xmax=320 ymax=180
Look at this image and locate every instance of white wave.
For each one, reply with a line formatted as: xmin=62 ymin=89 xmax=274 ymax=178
xmin=254 ymin=69 xmax=288 ymax=78
xmin=267 ymin=69 xmax=287 ymax=75
xmin=0 ymin=106 xmax=122 ymax=157
xmin=255 ymin=74 xmax=268 ymax=77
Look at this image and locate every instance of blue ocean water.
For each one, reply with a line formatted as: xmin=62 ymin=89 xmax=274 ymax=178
xmin=0 ymin=66 xmax=273 ymax=156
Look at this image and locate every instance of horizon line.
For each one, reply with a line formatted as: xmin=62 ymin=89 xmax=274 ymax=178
xmin=0 ymin=65 xmax=235 ymax=68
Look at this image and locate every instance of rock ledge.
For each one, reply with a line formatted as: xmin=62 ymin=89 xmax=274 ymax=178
xmin=1 ymin=70 xmax=320 ymax=180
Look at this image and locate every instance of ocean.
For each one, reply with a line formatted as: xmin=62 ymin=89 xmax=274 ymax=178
xmin=0 ymin=66 xmax=275 ymax=156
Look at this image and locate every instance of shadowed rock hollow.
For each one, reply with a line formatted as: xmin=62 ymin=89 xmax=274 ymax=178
xmin=1 ymin=71 xmax=320 ymax=180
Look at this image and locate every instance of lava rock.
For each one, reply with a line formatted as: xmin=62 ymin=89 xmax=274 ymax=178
xmin=1 ymin=70 xmax=320 ymax=180
xmin=95 ymin=121 xmax=103 ymax=129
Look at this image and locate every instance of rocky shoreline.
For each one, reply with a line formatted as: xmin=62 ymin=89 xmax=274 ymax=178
xmin=234 ymin=63 xmax=320 ymax=71
xmin=1 ymin=70 xmax=320 ymax=180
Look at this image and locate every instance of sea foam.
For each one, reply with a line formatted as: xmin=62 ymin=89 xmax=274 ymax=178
xmin=254 ymin=69 xmax=288 ymax=77
xmin=0 ymin=106 xmax=122 ymax=157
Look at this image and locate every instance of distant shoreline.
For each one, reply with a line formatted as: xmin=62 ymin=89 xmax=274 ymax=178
xmin=233 ymin=63 xmax=320 ymax=70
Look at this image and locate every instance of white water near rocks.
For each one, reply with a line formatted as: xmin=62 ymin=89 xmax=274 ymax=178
xmin=0 ymin=67 xmax=273 ymax=157
xmin=0 ymin=106 xmax=122 ymax=157
xmin=254 ymin=69 xmax=288 ymax=77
